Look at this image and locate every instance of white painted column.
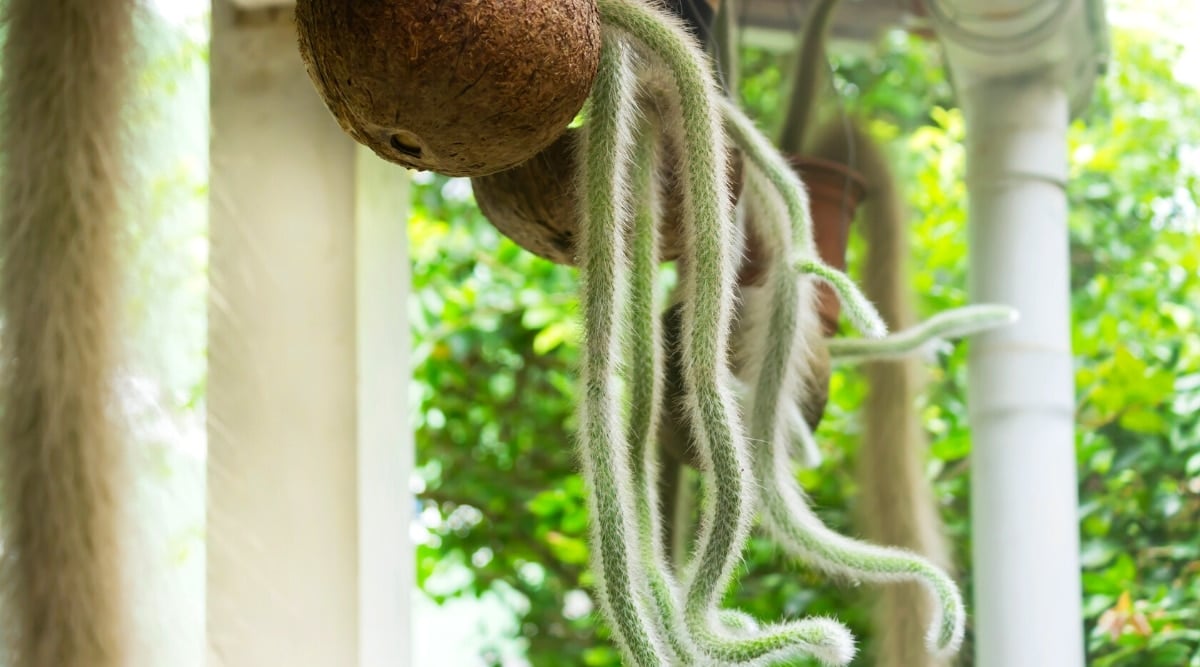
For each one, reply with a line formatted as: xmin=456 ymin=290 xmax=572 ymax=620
xmin=964 ymin=75 xmax=1085 ymax=667
xmin=208 ymin=3 xmax=411 ymax=666
xmin=354 ymin=146 xmax=414 ymax=667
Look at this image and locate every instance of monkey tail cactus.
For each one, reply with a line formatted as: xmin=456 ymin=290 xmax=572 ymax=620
xmin=573 ymin=0 xmax=976 ymax=664
xmin=598 ymin=1 xmax=863 ymax=663
xmin=828 ymin=304 xmax=1018 ymax=363
xmin=577 ymin=31 xmax=668 ymax=665
xmin=724 ymin=99 xmax=969 ymax=656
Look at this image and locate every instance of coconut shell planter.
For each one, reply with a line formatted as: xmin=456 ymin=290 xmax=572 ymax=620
xmin=296 ymin=0 xmax=601 ymax=176
xmin=471 ymin=127 xmax=746 ymax=265
xmin=294 ymin=1 xmax=974 ymax=664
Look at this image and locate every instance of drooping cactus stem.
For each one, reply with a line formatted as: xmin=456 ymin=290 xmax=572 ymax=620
xmin=737 ymin=164 xmax=808 ymax=475
xmin=722 ymin=70 xmax=965 ymax=659
xmin=757 ymin=429 xmax=967 ymax=654
xmin=598 ymin=1 xmax=856 ymax=663
xmin=576 ymin=30 xmax=667 ymax=666
xmin=623 ymin=109 xmax=700 ymax=665
xmin=722 ymin=99 xmax=887 ymax=339
xmin=828 ymin=304 xmax=1019 ymax=363
xmin=798 ymin=259 xmax=889 ymax=338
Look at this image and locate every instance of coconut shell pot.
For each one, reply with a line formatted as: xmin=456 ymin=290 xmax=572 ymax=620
xmin=295 ymin=0 xmax=601 ymax=177
xmin=471 ymin=129 xmax=741 ymax=265
xmin=470 ymin=0 xmax=731 ymax=264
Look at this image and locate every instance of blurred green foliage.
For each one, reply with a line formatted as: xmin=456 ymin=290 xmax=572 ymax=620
xmin=410 ymin=16 xmax=1200 ymax=667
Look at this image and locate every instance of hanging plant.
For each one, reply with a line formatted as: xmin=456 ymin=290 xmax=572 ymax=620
xmin=294 ymin=0 xmax=1015 ymax=663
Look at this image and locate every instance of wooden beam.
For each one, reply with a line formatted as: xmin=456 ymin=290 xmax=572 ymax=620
xmin=735 ymin=0 xmax=929 ymax=43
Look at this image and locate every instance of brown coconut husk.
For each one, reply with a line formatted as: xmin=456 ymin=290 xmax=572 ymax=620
xmin=471 ymin=127 xmax=743 ymax=265
xmin=295 ymin=0 xmax=601 ymax=177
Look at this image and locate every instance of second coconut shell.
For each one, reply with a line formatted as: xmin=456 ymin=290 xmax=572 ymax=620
xmin=471 ymin=127 xmax=742 ymax=265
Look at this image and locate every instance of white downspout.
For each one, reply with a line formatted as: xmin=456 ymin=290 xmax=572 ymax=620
xmin=962 ymin=75 xmax=1084 ymax=667
xmin=928 ymin=1 xmax=1107 ymax=665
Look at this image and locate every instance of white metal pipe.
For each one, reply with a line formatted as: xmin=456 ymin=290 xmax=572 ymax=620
xmin=963 ymin=74 xmax=1085 ymax=667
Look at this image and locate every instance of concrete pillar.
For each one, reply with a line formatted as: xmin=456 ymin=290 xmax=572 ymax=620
xmin=207 ymin=3 xmax=411 ymax=665
xmin=964 ymin=74 xmax=1085 ymax=667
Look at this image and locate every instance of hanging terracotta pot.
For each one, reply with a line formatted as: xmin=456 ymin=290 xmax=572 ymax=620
xmin=783 ymin=155 xmax=867 ymax=434
xmin=790 ymin=155 xmax=868 ymax=336
xmin=734 ymin=156 xmax=867 ymax=311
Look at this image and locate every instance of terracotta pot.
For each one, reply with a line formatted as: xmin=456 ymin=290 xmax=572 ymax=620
xmin=789 ymin=156 xmax=868 ymax=336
